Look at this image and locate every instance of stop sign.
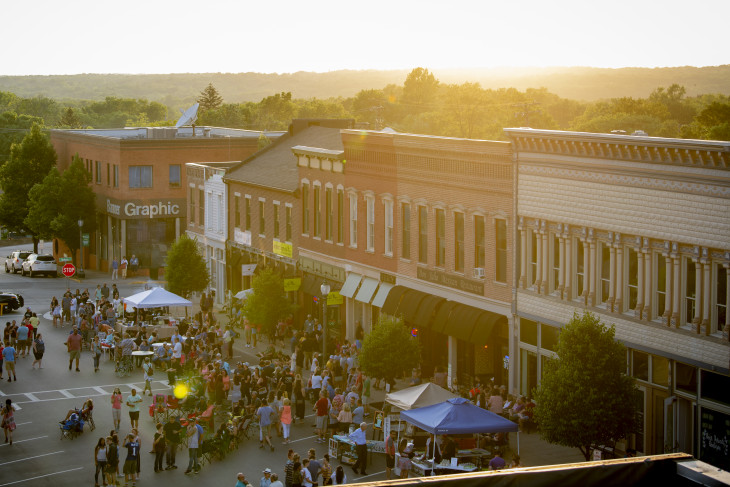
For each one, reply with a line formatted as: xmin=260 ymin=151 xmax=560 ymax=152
xmin=62 ymin=263 xmax=76 ymax=277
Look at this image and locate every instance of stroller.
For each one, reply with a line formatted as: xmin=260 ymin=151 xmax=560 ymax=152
xmin=59 ymin=413 xmax=85 ymax=440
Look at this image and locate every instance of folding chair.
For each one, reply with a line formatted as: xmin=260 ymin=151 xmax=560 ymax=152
xmin=152 ymin=394 xmax=168 ymax=422
xmin=198 ymin=404 xmax=216 ymax=432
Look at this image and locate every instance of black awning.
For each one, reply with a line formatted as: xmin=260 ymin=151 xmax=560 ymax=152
xmin=432 ymin=301 xmax=459 ymax=334
xmin=412 ymin=294 xmax=447 ymax=329
xmin=381 ymin=285 xmax=408 ymax=315
xmin=444 ymin=304 xmax=481 ymax=342
xmin=396 ymin=289 xmax=430 ymax=323
xmin=469 ymin=312 xmax=507 ymax=346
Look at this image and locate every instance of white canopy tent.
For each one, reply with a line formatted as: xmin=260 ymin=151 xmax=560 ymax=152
xmin=385 ymin=382 xmax=459 ymax=411
xmin=122 ymin=287 xmax=192 ymax=308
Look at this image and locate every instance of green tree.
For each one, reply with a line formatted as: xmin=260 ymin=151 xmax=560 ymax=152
xmin=165 ymin=235 xmax=210 ymax=299
xmin=25 ymin=156 xmax=97 ymax=264
xmin=0 ymin=123 xmax=57 ymax=251
xmin=402 ymin=67 xmax=439 ymax=110
xmin=57 ymin=107 xmax=83 ymax=128
xmin=533 ymin=311 xmax=639 ymax=461
xmin=241 ymin=268 xmax=298 ymax=339
xmin=359 ymin=315 xmax=420 ymax=384
xmin=197 ymin=83 xmax=223 ymax=112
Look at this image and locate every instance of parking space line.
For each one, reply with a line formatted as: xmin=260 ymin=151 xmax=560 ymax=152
xmin=93 ymin=386 xmax=108 ymax=394
xmin=0 ymin=466 xmax=83 ymax=486
xmin=24 ymin=393 xmax=40 ymax=402
xmin=0 ymin=450 xmax=64 ymax=467
xmin=0 ymin=436 xmax=48 ymax=447
xmin=289 ymin=435 xmax=317 ymax=443
xmin=59 ymin=390 xmax=75 ymax=398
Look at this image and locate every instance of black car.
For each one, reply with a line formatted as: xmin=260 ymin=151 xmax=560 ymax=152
xmin=0 ymin=291 xmax=24 ymax=312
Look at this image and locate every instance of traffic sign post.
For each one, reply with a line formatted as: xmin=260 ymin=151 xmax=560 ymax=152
xmin=59 ymin=257 xmax=73 ymax=263
xmin=62 ymin=263 xmax=76 ymax=277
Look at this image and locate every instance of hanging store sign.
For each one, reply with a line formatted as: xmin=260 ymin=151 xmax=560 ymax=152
xmin=273 ymin=240 xmax=293 ymax=258
xmin=284 ymin=277 xmax=301 ymax=292
xmin=103 ymin=196 xmax=186 ymax=220
xmin=235 ymin=229 xmax=252 ymax=246
xmin=326 ymin=291 xmax=344 ymax=306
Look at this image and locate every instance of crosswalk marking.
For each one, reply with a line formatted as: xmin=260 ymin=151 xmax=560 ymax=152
xmin=0 ymin=381 xmax=172 ymax=405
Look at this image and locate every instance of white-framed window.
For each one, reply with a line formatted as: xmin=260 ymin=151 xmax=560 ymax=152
xmin=418 ymin=206 xmax=428 ymax=264
xmin=273 ymin=202 xmax=280 ymax=240
xmin=217 ymin=194 xmax=223 ymax=233
xmin=285 ymin=204 xmax=293 ymax=242
xmin=245 ymin=195 xmax=252 ymax=232
xmin=301 ymin=182 xmax=309 ymax=235
xmin=435 ymin=208 xmax=445 ymax=267
xmin=495 ymin=218 xmax=507 ymax=283
xmin=625 ymin=247 xmax=640 ymax=313
xmin=599 ymin=241 xmax=611 ymax=305
xmin=529 ymin=229 xmax=538 ymax=288
xmin=258 ymin=198 xmax=266 ymax=236
xmin=549 ymin=233 xmax=559 ymax=294
xmin=574 ymin=238 xmax=585 ymax=299
xmin=683 ymin=257 xmax=697 ymax=326
xmin=349 ymin=193 xmax=357 ymax=248
xmin=366 ymin=195 xmax=375 ymax=251
xmin=313 ymin=184 xmax=321 ymax=238
xmin=454 ymin=212 xmax=464 ymax=272
xmin=337 ymin=188 xmax=344 ymax=244
xmin=325 ymin=186 xmax=333 ymax=241
xmin=713 ymin=263 xmax=727 ymax=334
xmin=384 ymin=199 xmax=393 ymax=256
xmin=654 ymin=253 xmax=668 ymax=321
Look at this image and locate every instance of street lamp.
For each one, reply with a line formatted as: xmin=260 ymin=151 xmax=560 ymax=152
xmin=320 ymin=280 xmax=331 ymax=360
xmin=77 ymin=219 xmax=84 ymax=270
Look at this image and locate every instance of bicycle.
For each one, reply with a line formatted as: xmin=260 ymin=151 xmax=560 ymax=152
xmin=115 ymin=356 xmax=134 ymax=377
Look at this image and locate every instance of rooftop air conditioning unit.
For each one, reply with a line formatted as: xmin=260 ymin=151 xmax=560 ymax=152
xmin=473 ymin=268 xmax=485 ymax=279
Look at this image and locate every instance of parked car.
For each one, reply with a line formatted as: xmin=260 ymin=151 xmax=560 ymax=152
xmin=0 ymin=291 xmax=24 ymax=311
xmin=5 ymin=250 xmax=31 ymax=274
xmin=21 ymin=254 xmax=57 ymax=277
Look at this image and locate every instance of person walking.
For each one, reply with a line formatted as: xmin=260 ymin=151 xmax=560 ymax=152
xmin=164 ymin=416 xmax=182 ymax=470
xmin=67 ymin=327 xmax=83 ymax=372
xmin=184 ymin=417 xmax=203 ymax=474
xmin=152 ymin=422 xmax=166 ymax=472
xmin=31 ymin=333 xmax=45 ymax=369
xmin=257 ymin=398 xmax=275 ymax=452
xmin=129 ymin=255 xmax=139 ymax=277
xmin=2 ymin=398 xmax=17 ymax=444
xmin=92 ymin=335 xmax=102 ymax=372
xmin=142 ymin=357 xmax=154 ymax=396
xmin=2 ymin=341 xmax=16 ymax=382
xmin=110 ymin=388 xmax=123 ymax=432
xmin=281 ymin=397 xmax=292 ymax=444
xmin=94 ymin=437 xmax=108 ymax=487
xmin=111 ymin=259 xmax=118 ymax=281
xmin=122 ymin=433 xmax=140 ymax=486
xmin=126 ymin=388 xmax=143 ymax=430
xmin=348 ymin=422 xmax=368 ymax=476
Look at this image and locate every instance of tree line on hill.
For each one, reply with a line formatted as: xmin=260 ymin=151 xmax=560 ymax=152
xmin=1 ymin=67 xmax=729 ymax=165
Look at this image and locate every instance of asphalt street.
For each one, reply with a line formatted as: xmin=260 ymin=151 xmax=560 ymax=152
xmin=0 ymin=242 xmax=389 ymax=487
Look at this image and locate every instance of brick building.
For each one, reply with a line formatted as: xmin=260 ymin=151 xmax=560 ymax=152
xmin=225 ymin=121 xmax=353 ymax=330
xmin=506 ymin=128 xmax=730 ymax=463
xmin=299 ymin=129 xmax=515 ymax=386
xmin=50 ymin=126 xmax=281 ymax=275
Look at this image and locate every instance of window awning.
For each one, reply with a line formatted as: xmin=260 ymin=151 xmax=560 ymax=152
xmin=470 ymin=312 xmax=506 ymax=346
xmin=412 ymin=294 xmax=447 ymax=329
xmin=355 ymin=277 xmax=379 ymax=303
xmin=381 ymin=285 xmax=408 ymax=315
xmin=432 ymin=301 xmax=458 ymax=334
xmin=339 ymin=273 xmax=362 ymax=298
xmin=371 ymin=282 xmax=393 ymax=308
xmin=301 ymin=275 xmax=323 ymax=296
xmin=445 ymin=304 xmax=482 ymax=342
xmin=396 ymin=289 xmax=430 ymax=323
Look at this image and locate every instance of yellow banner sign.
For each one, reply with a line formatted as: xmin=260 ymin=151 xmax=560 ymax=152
xmin=284 ymin=277 xmax=301 ymax=292
xmin=327 ymin=291 xmax=344 ymax=306
xmin=273 ymin=240 xmax=293 ymax=258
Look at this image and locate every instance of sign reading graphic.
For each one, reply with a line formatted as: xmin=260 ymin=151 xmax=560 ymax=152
xmin=103 ymin=197 xmax=186 ymax=220
xmin=62 ymin=263 xmax=76 ymax=277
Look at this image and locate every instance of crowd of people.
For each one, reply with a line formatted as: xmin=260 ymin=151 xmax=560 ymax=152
xmin=1 ymin=307 xmax=46 ymax=382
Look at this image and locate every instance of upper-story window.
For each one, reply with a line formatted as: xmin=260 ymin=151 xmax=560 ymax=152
xmin=325 ymin=187 xmax=333 ymax=241
xmin=418 ymin=206 xmax=428 ymax=264
xmin=245 ymin=196 xmax=252 ymax=231
xmin=401 ymin=203 xmax=411 ymax=260
xmin=234 ymin=195 xmax=241 ymax=228
xmin=302 ymin=183 xmax=310 ymax=235
xmin=626 ymin=247 xmax=639 ymax=312
xmin=274 ymin=203 xmax=280 ymax=240
xmin=337 ymin=189 xmax=344 ymax=244
xmin=384 ymin=199 xmax=393 ymax=256
xmin=366 ymin=195 xmax=375 ymax=251
xmin=599 ymin=241 xmax=611 ymax=304
xmin=198 ymin=189 xmax=204 ymax=225
xmin=349 ymin=193 xmax=357 ymax=248
xmin=189 ymin=187 xmax=195 ymax=225
xmin=285 ymin=205 xmax=292 ymax=242
xmin=107 ymin=163 xmax=110 ymax=186
xmin=259 ymin=199 xmax=266 ymax=236
xmin=474 ymin=215 xmax=485 ymax=269
xmin=313 ymin=185 xmax=321 ymax=238
xmin=683 ymin=258 xmax=697 ymax=326
xmin=169 ymin=164 xmax=181 ymax=187
xmin=96 ymin=160 xmax=102 ymax=184
xmin=454 ymin=212 xmax=464 ymax=272
xmin=574 ymin=238 xmax=585 ymax=299
xmin=113 ymin=165 xmax=119 ymax=188
xmin=714 ymin=264 xmax=727 ymax=334
xmin=436 ymin=208 xmax=445 ymax=267
xmin=129 ymin=165 xmax=152 ymax=188
xmin=495 ymin=219 xmax=508 ymax=283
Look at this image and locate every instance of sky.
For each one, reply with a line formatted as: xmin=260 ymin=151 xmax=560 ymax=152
xmin=4 ymin=0 xmax=728 ymax=75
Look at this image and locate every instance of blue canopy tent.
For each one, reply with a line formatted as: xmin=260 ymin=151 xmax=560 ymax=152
xmin=399 ymin=397 xmax=520 ymax=466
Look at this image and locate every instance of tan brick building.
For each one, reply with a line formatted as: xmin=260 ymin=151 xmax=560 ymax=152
xmin=507 ymin=128 xmax=730 ymax=463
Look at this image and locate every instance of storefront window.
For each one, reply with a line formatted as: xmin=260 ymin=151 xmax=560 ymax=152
xmin=541 ymin=324 xmax=559 ymax=352
xmin=701 ymin=370 xmax=730 ymax=406
xmin=126 ymin=218 xmax=176 ymax=268
xmin=651 ymin=355 xmax=670 ymax=387
xmin=632 ymin=350 xmax=649 ymax=382
xmin=675 ymin=362 xmax=697 ymax=395
xmin=520 ymin=349 xmax=537 ymax=396
xmin=520 ymin=318 xmax=537 ymax=346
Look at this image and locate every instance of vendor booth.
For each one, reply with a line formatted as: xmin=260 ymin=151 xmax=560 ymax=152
xmin=385 ymin=383 xmax=459 ymax=411
xmin=399 ymin=397 xmax=519 ymax=475
xmin=119 ymin=287 xmax=192 ymax=339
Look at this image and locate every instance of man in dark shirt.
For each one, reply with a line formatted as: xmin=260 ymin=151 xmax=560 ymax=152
xmin=101 ymin=283 xmax=110 ymax=300
xmin=163 ymin=416 xmax=182 ymax=469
